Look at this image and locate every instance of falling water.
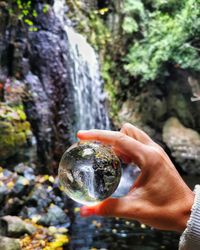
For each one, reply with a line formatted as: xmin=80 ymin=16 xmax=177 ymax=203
xmin=54 ymin=0 xmax=110 ymax=132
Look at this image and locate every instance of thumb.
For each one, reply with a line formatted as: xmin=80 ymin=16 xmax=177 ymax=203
xmin=80 ymin=197 xmax=132 ymax=218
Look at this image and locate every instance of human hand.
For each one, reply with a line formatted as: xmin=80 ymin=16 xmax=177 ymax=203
xmin=77 ymin=123 xmax=194 ymax=232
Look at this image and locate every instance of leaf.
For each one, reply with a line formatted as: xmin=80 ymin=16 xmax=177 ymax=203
xmin=123 ymin=16 xmax=138 ymax=33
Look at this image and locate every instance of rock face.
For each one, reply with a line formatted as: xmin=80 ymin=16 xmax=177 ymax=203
xmin=0 ymin=0 xmax=78 ymax=170
xmin=163 ymin=117 xmax=200 ymax=174
xmin=118 ymin=99 xmax=159 ymax=140
xmin=119 ymin=71 xmax=200 ymax=131
xmin=118 ymin=70 xmax=200 ymax=173
xmin=0 ymin=0 xmax=109 ymax=172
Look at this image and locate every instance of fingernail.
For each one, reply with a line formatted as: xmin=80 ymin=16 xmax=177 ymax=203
xmin=80 ymin=206 xmax=95 ymax=217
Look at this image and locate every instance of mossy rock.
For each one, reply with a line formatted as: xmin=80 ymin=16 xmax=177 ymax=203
xmin=22 ymin=121 xmax=30 ymax=131
xmin=0 ymin=121 xmax=14 ymax=134
xmin=0 ymin=103 xmax=32 ymax=160
xmin=0 ymin=133 xmax=15 ymax=159
xmin=14 ymin=132 xmax=27 ymax=147
xmin=16 ymin=109 xmax=27 ymax=121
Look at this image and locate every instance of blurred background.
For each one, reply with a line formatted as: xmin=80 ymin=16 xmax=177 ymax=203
xmin=0 ymin=0 xmax=200 ymax=249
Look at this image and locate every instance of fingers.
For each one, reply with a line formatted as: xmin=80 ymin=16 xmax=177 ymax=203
xmin=80 ymin=197 xmax=139 ymax=219
xmin=120 ymin=123 xmax=152 ymax=145
xmin=113 ymin=148 xmax=132 ymax=163
xmin=77 ymin=130 xmax=148 ymax=167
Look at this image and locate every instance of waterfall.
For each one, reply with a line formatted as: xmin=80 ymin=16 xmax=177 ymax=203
xmin=19 ymin=0 xmax=110 ymax=168
xmin=54 ymin=0 xmax=110 ymax=132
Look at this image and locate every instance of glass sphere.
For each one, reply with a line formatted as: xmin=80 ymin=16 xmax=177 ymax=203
xmin=58 ymin=141 xmax=121 ymax=205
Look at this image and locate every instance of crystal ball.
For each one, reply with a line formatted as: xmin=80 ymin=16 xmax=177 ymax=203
xmin=58 ymin=141 xmax=121 ymax=205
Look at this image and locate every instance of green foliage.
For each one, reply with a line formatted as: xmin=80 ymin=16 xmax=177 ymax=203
xmin=123 ymin=0 xmax=200 ymax=83
xmin=16 ymin=0 xmax=32 ymax=20
xmin=122 ymin=0 xmax=146 ymax=34
xmin=66 ymin=0 xmax=111 ymax=52
xmin=14 ymin=0 xmax=39 ymax=31
xmin=43 ymin=4 xmax=50 ymax=14
xmin=101 ymin=56 xmax=120 ymax=120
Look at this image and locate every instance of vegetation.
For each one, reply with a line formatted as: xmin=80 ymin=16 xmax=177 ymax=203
xmin=9 ymin=0 xmax=49 ymax=31
xmin=123 ymin=0 xmax=200 ymax=83
xmin=15 ymin=0 xmax=37 ymax=20
xmin=67 ymin=0 xmax=200 ymax=117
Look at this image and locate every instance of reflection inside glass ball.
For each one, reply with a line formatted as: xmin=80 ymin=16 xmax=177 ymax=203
xmin=58 ymin=141 xmax=121 ymax=205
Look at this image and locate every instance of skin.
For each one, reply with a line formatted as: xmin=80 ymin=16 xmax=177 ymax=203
xmin=77 ymin=123 xmax=195 ymax=232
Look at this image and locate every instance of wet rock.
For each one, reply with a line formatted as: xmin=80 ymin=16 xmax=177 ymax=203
xmin=14 ymin=163 xmax=35 ymax=181
xmin=2 ymin=169 xmax=13 ymax=178
xmin=26 ymin=185 xmax=52 ymax=209
xmin=0 ymin=236 xmax=21 ymax=250
xmin=12 ymin=176 xmax=31 ymax=196
xmin=0 ymin=216 xmax=36 ymax=237
xmin=163 ymin=117 xmax=200 ymax=174
xmin=38 ymin=204 xmax=70 ymax=227
xmin=3 ymin=198 xmax=24 ymax=216
xmin=19 ymin=207 xmax=38 ymax=220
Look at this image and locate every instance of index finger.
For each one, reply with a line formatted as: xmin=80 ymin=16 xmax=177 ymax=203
xmin=77 ymin=130 xmax=148 ymax=168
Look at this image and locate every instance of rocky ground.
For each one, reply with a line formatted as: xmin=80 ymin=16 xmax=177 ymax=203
xmin=0 ymin=163 xmax=72 ymax=250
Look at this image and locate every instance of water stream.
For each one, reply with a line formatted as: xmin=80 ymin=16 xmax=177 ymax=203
xmin=54 ymin=0 xmax=110 ymax=133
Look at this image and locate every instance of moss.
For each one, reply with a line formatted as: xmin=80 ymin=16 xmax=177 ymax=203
xmin=0 ymin=125 xmax=15 ymax=159
xmin=14 ymin=132 xmax=27 ymax=146
xmin=22 ymin=121 xmax=31 ymax=131
xmin=0 ymin=132 xmax=15 ymax=147
xmin=0 ymin=103 xmax=32 ymax=160
xmin=0 ymin=121 xmax=14 ymax=134
xmin=17 ymin=109 xmax=27 ymax=121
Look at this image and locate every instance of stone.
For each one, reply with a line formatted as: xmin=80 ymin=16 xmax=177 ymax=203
xmin=13 ymin=176 xmax=30 ymax=196
xmin=163 ymin=117 xmax=200 ymax=174
xmin=14 ymin=164 xmax=35 ymax=181
xmin=0 ymin=216 xmax=36 ymax=237
xmin=26 ymin=185 xmax=52 ymax=210
xmin=19 ymin=207 xmax=38 ymax=219
xmin=0 ymin=236 xmax=21 ymax=250
xmin=38 ymin=204 xmax=70 ymax=227
xmin=2 ymin=198 xmax=24 ymax=216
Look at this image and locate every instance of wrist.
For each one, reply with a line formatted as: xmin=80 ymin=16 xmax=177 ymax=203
xmin=177 ymin=190 xmax=195 ymax=232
